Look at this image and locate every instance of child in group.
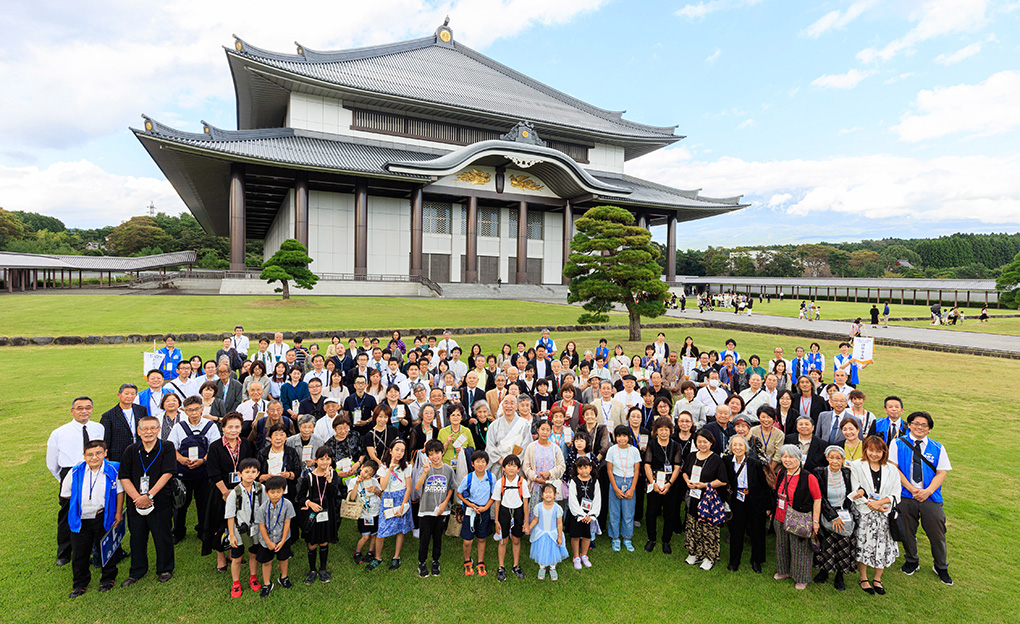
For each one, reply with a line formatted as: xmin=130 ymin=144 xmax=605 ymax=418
xmin=492 ymin=454 xmax=530 ymax=582
xmin=297 ymin=447 xmax=340 ymax=585
xmin=255 ymin=476 xmax=296 ymax=597
xmin=369 ymin=439 xmax=413 ymax=571
xmin=62 ymin=440 xmax=123 ymax=598
xmin=416 ymin=439 xmax=456 ymax=578
xmin=457 ymin=450 xmax=495 ymax=577
xmin=605 ymin=425 xmax=641 ymax=552
xmin=225 ymin=458 xmax=264 ymax=598
xmin=352 ymin=459 xmax=382 ymax=564
xmin=528 ymin=483 xmax=569 ymax=580
xmin=567 ymin=456 xmax=601 ymax=570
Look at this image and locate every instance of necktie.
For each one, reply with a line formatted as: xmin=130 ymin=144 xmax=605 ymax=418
xmin=82 ymin=424 xmax=90 ymax=445
xmin=830 ymin=415 xmax=840 ymax=442
xmin=911 ymin=440 xmax=923 ymax=482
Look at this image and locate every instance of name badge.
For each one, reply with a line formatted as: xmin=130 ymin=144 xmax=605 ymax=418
xmin=639 ymin=434 xmax=648 ymax=449
xmin=316 ymin=510 xmax=329 ymax=523
xmin=664 ymin=465 xmax=673 ymax=474
xmin=188 ymin=447 xmax=199 ymax=461
xmin=580 ymin=498 xmax=593 ymax=512
xmin=302 ymin=446 xmax=313 ymax=462
xmin=383 ymin=498 xmax=394 ymax=508
xmin=364 ymin=516 xmax=375 ymax=526
xmin=352 ymin=409 xmax=362 ymax=422
xmin=139 ymin=475 xmax=150 ymax=494
xmin=338 ymin=458 xmax=353 ymax=472
xmin=837 ymin=510 xmax=851 ymax=523
xmin=737 ymin=488 xmax=747 ymax=502
xmin=228 ymin=471 xmax=240 ymax=483
xmin=291 ymin=400 xmax=300 ymax=412
xmin=777 ymin=498 xmax=785 ymax=510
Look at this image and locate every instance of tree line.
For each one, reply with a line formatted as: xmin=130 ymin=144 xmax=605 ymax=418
xmin=0 ymin=208 xmax=263 ymax=268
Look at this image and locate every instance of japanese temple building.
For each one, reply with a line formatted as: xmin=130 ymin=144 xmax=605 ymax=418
xmin=134 ymin=22 xmax=746 ymax=284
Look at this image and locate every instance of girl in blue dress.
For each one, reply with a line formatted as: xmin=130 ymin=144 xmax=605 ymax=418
xmin=528 ymin=483 xmax=569 ymax=580
xmin=368 ymin=439 xmax=413 ymax=571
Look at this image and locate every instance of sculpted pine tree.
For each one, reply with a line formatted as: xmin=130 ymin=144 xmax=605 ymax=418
xmin=260 ymin=239 xmax=318 ymax=300
xmin=564 ymin=205 xmax=668 ymax=341
xmin=996 ymin=250 xmax=1020 ymax=308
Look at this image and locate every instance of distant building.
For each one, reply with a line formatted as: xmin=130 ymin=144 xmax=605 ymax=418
xmin=135 ymin=22 xmax=745 ymax=283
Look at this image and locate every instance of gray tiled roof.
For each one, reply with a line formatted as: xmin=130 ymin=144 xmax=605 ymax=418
xmin=0 ymin=251 xmax=197 ymax=271
xmin=230 ymin=35 xmax=679 ymax=141
xmin=674 ymin=276 xmax=998 ymax=290
xmin=136 ymin=117 xmax=433 ymax=179
xmin=590 ymin=172 xmax=746 ymax=209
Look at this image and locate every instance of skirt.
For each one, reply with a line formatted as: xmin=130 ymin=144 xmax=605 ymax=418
xmin=377 ymin=489 xmax=413 ymax=538
xmin=683 ymin=515 xmax=720 ymax=562
xmin=530 ymin=533 xmax=569 ymax=567
xmin=856 ymin=510 xmax=899 ymax=568
xmin=815 ymin=526 xmax=857 ymax=573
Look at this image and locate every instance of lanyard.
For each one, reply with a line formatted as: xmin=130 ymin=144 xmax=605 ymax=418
xmin=245 ymin=486 xmax=256 ymax=520
xmin=314 ymin=473 xmax=327 ymax=506
xmin=139 ymin=440 xmax=162 ymax=476
xmin=226 ymin=438 xmax=240 ymax=471
xmin=268 ymin=500 xmax=284 ymax=534
xmin=88 ymin=468 xmax=102 ymax=500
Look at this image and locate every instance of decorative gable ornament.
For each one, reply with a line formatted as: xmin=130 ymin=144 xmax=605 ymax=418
xmin=500 ymin=121 xmax=547 ymax=147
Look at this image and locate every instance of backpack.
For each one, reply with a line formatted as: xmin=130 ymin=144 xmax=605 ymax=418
xmin=499 ymin=474 xmax=523 ymax=503
xmin=464 ymin=470 xmax=495 ymax=504
xmin=177 ymin=420 xmax=215 ymax=477
xmin=233 ymin=483 xmax=264 ymax=531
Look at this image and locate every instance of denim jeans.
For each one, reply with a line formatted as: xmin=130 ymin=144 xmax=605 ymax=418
xmin=608 ymin=476 xmax=635 ymax=539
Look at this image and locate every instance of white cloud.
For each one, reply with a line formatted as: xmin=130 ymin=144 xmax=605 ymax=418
xmin=838 ymin=126 xmax=863 ymax=135
xmin=934 ymin=42 xmax=982 ymax=65
xmin=736 ymin=118 xmax=756 ymax=130
xmin=893 ymin=70 xmax=1020 ymax=141
xmin=676 ymin=0 xmax=763 ymax=19
xmin=705 ymin=48 xmax=722 ymax=63
xmin=884 ymin=72 xmax=915 ymax=84
xmin=629 ymin=146 xmax=1020 ymax=225
xmin=802 ymin=0 xmax=878 ymax=38
xmin=0 ymin=160 xmax=186 ymax=228
xmin=0 ymin=0 xmax=606 ymax=151
xmin=811 ymin=69 xmax=874 ymax=89
xmin=857 ymin=0 xmax=988 ymax=63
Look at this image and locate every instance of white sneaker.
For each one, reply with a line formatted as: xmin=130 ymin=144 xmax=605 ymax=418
xmin=700 ymin=559 xmax=714 ymax=571
xmin=685 ymin=555 xmax=699 ymax=565
xmin=412 ymin=529 xmax=420 ymax=539
xmin=573 ymin=557 xmax=582 ymax=570
xmin=580 ymin=555 xmax=592 ymax=568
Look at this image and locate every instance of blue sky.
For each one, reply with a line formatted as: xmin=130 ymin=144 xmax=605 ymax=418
xmin=1 ymin=0 xmax=1018 ymax=249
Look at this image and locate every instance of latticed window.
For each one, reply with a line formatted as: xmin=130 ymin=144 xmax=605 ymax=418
xmin=508 ymin=209 xmax=544 ymax=240
xmin=478 ymin=207 xmax=500 ymax=238
xmin=423 ymin=201 xmax=452 ymax=234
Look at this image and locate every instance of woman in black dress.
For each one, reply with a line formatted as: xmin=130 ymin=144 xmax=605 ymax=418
xmin=296 ymin=447 xmax=341 ymax=584
xmin=202 ymin=413 xmax=256 ymax=565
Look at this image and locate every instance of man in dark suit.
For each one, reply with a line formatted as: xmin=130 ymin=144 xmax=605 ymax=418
xmin=215 ymin=364 xmax=243 ymax=412
xmin=526 ymin=345 xmax=552 ymax=381
xmin=792 ymin=375 xmax=826 ymax=424
xmin=345 ymin=352 xmax=371 ymax=393
xmin=815 ymin=392 xmax=860 ymax=445
xmin=100 ymin=383 xmax=148 ymax=462
xmin=459 ymin=370 xmax=487 ymax=422
xmin=702 ymin=404 xmax=736 ymax=455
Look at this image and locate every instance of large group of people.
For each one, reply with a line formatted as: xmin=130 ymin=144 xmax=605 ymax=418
xmin=46 ymin=327 xmax=954 ymax=600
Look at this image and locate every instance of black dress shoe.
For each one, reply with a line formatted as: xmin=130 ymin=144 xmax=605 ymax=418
xmin=662 ymin=542 xmax=672 ymax=554
xmin=98 ymin=581 xmax=115 ymax=592
xmin=69 ymin=588 xmax=86 ymax=598
xmin=644 ymin=540 xmax=655 ymax=552
xmin=56 ymin=557 xmax=71 ymax=567
xmin=834 ymin=571 xmax=845 ymax=591
xmin=158 ymin=572 xmax=173 ymax=583
xmin=814 ymin=570 xmax=829 ymax=584
xmin=727 ymin=564 xmax=739 ymax=572
xmin=120 ymin=577 xmax=139 ymax=588
xmin=751 ymin=561 xmax=762 ymax=574
xmin=860 ymin=579 xmax=875 ymax=595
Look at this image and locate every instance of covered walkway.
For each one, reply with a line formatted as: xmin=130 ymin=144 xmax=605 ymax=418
xmin=0 ymin=251 xmax=197 ymax=292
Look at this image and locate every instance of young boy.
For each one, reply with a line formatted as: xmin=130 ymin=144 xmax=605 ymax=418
xmin=567 ymin=456 xmax=600 ymax=570
xmin=492 ymin=454 xmax=530 ymax=582
xmin=226 ymin=458 xmax=264 ymax=598
xmin=255 ymin=476 xmax=295 ymax=597
xmin=416 ymin=439 xmax=456 ymax=578
xmin=457 ymin=450 xmax=495 ymax=577
xmin=62 ymin=440 xmax=124 ymax=598
xmin=353 ymin=459 xmax=381 ymax=564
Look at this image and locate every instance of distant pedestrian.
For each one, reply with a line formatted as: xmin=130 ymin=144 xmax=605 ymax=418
xmin=870 ymin=305 xmax=880 ymax=328
xmin=882 ymin=302 xmax=890 ymax=328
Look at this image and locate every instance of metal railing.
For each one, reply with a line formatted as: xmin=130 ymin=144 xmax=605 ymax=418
xmin=135 ymin=269 xmax=443 ymax=296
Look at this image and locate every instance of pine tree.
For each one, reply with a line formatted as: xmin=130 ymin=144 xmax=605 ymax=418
xmin=260 ymin=239 xmax=318 ymax=300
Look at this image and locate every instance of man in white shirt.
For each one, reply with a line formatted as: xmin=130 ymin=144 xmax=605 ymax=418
xmin=164 ymin=361 xmax=198 ymax=400
xmin=613 ymin=374 xmax=641 ymax=410
xmin=590 ymin=380 xmax=626 ymax=430
xmin=767 ymin=347 xmax=790 ymax=376
xmin=304 ymin=355 xmax=329 ymax=387
xmin=236 ymin=382 xmax=269 ymax=437
xmin=268 ymin=333 xmax=289 ymax=363
xmin=821 ymin=369 xmax=853 ymax=401
xmin=383 ymin=357 xmax=410 ymax=398
xmin=437 ymin=331 xmax=459 ymax=358
xmin=48 ymin=396 xmax=106 ymax=566
xmin=695 ymin=371 xmax=728 ymax=408
xmin=250 ymin=338 xmax=272 ymax=364
xmin=527 ymin=345 xmax=551 ymax=380
xmin=449 ymin=347 xmax=468 ymax=383
xmin=230 ymin=325 xmax=249 ymax=358
xmin=313 ymin=397 xmax=344 ymax=440
xmin=407 ymin=384 xmax=430 ymax=421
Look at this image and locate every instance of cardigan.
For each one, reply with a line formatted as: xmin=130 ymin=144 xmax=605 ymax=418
xmin=813 ymin=465 xmax=854 ymax=522
xmin=848 ymin=460 xmax=901 ymax=516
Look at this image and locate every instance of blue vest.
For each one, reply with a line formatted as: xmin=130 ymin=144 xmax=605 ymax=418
xmin=68 ymin=460 xmax=121 ymax=533
xmin=137 ymin=387 xmax=165 ymax=417
xmin=834 ymin=354 xmax=859 ymax=385
xmin=157 ymin=347 xmax=182 ymax=379
xmin=791 ymin=358 xmax=808 ymax=379
xmin=874 ymin=418 xmax=907 ymax=442
xmin=805 ymin=352 xmax=823 ymax=373
xmin=895 ymin=437 xmax=944 ymax=504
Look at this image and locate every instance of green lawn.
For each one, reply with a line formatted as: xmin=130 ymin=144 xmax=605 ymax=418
xmin=0 ymin=296 xmax=623 ymax=337
xmin=2 ymin=324 xmax=1017 ymax=623
xmin=893 ymin=319 xmax=1020 ymax=337
xmin=739 ymin=299 xmax=1004 ymax=321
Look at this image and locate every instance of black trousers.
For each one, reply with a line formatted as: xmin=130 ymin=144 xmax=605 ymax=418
xmin=71 ymin=517 xmax=117 ymax=589
xmin=57 ymin=467 xmax=72 ymax=560
xmin=173 ymin=477 xmax=210 ymax=540
xmin=728 ymin=496 xmax=767 ymax=567
xmin=597 ymin=466 xmax=611 ymax=526
xmin=634 ymin=473 xmax=646 ymax=521
xmin=645 ymin=486 xmax=679 ymax=543
xmin=418 ymin=515 xmax=448 ymax=564
xmin=128 ymin=506 xmax=175 ymax=578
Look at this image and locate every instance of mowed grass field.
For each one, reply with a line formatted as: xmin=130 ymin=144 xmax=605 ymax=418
xmin=0 ymin=295 xmax=626 ymax=337
xmin=707 ymin=298 xmax=1007 ymax=321
xmin=893 ymin=319 xmax=1020 ymax=337
xmin=2 ymin=318 xmax=1019 ymax=624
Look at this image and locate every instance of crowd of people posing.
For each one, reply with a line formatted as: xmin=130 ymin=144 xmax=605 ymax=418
xmin=46 ymin=327 xmax=953 ymax=600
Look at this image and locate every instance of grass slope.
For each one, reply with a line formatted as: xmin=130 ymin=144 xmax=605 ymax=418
xmin=2 ymin=327 xmax=1018 ymax=623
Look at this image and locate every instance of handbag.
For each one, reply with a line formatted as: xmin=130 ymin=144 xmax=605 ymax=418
xmin=783 ymin=507 xmax=813 ymax=539
xmin=696 ymin=486 xmax=726 ymax=527
xmin=444 ymin=503 xmax=464 ymax=537
xmin=340 ymin=489 xmax=362 ymax=520
xmin=821 ymin=512 xmax=855 ymax=537
xmin=169 ymin=477 xmax=187 ymax=509
xmin=887 ymin=507 xmax=905 ymax=542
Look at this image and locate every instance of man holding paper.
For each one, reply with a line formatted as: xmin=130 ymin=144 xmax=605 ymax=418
xmin=486 ymin=395 xmax=531 ymax=476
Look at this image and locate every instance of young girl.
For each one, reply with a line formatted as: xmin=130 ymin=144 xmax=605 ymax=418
xmin=567 ymin=456 xmax=600 ymax=569
xmin=529 ymin=483 xmax=568 ymax=580
xmin=606 ymin=425 xmax=641 ymax=552
xmin=352 ymin=460 xmax=381 ymax=564
xmin=297 ymin=447 xmax=340 ymax=584
xmin=369 ymin=440 xmax=413 ymax=571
